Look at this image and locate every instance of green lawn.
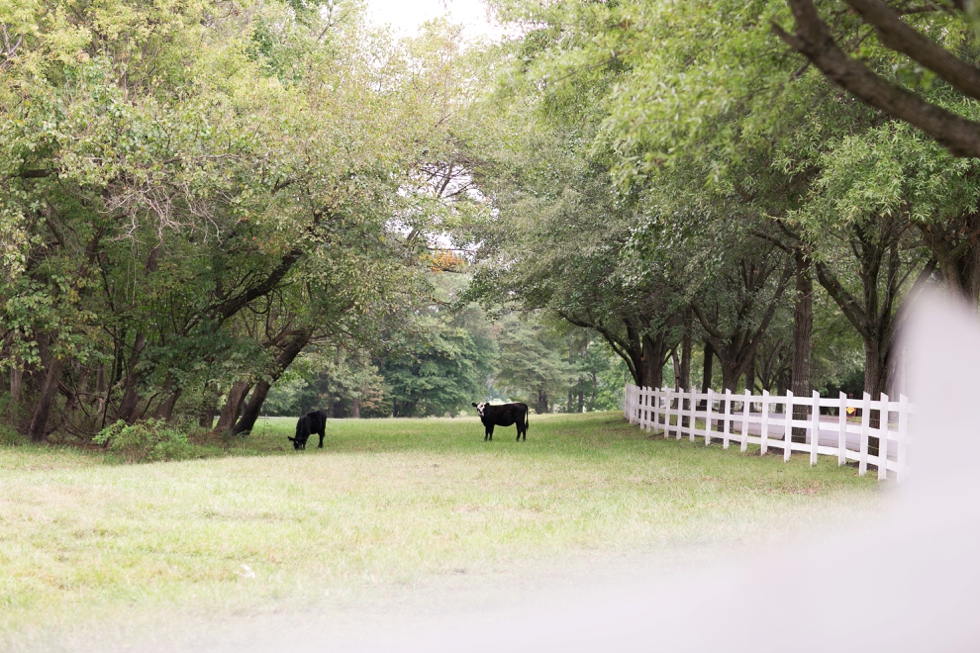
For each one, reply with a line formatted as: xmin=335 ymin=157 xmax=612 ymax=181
xmin=0 ymin=412 xmax=881 ymax=647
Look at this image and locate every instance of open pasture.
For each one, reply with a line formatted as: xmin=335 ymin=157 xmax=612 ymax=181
xmin=0 ymin=412 xmax=882 ymax=648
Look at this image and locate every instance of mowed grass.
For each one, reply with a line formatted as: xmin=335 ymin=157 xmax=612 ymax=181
xmin=0 ymin=412 xmax=882 ymax=645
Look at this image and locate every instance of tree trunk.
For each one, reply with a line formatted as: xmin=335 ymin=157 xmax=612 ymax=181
xmin=117 ymin=333 xmax=148 ymax=423
xmin=701 ymin=340 xmax=714 ymax=392
xmin=95 ymin=364 xmax=107 ymax=419
xmin=746 ymin=351 xmax=756 ymax=394
xmin=679 ymin=309 xmax=692 ymax=391
xmin=577 ymin=388 xmax=585 ymax=413
xmin=590 ymin=372 xmax=598 ymax=411
xmin=863 ymin=338 xmax=889 ymax=457
xmin=776 ymin=372 xmax=789 ymax=402
xmin=27 ymin=340 xmax=63 ymax=443
xmin=232 ymin=380 xmax=272 ymax=435
xmin=152 ymin=374 xmax=182 ymax=423
xmin=154 ymin=389 xmax=183 ymax=423
xmin=567 ymin=344 xmax=576 ymax=412
xmin=536 ymin=388 xmax=548 ymax=414
xmin=213 ymin=380 xmax=252 ymax=434
xmin=10 ymin=364 xmax=22 ymax=406
xmin=791 ymin=249 xmax=813 ymax=443
xmin=641 ymin=333 xmax=666 ymax=390
xmin=699 ymin=339 xmax=714 ymax=410
xmin=233 ymin=330 xmax=311 ymax=435
xmin=199 ymin=388 xmax=219 ymax=429
xmin=351 ymin=396 xmax=361 ymax=419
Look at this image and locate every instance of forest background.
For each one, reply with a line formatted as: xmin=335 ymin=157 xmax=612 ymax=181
xmin=3 ymin=0 xmax=979 ymax=450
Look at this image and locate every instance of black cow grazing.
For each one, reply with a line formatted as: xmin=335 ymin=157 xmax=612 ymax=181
xmin=472 ymin=402 xmax=529 ymax=442
xmin=289 ymin=409 xmax=328 ymax=450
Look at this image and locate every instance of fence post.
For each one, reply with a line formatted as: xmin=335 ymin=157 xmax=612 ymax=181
xmin=626 ymin=385 xmax=633 ymax=423
xmin=859 ymin=392 xmax=871 ymax=477
xmin=659 ymin=387 xmax=667 ymax=436
xmin=651 ymin=388 xmax=659 ymax=435
xmin=877 ymin=393 xmax=889 ymax=481
xmin=644 ymin=387 xmax=651 ymax=433
xmin=705 ymin=389 xmax=714 ymax=445
xmin=898 ymin=394 xmax=909 ymax=482
xmin=838 ymin=391 xmax=847 ymax=466
xmin=652 ymin=387 xmax=658 ymax=434
xmin=898 ymin=394 xmax=909 ymax=481
xmin=665 ymin=388 xmax=673 ymax=439
xmin=784 ymin=390 xmax=794 ymax=462
xmin=761 ymin=390 xmax=770 ymax=455
xmin=631 ymin=384 xmax=637 ymax=424
xmin=741 ymin=389 xmax=750 ymax=453
xmin=636 ymin=386 xmax=641 ymax=429
xmin=648 ymin=387 xmax=654 ymax=432
xmin=723 ymin=389 xmax=732 ymax=449
xmin=689 ymin=388 xmax=697 ymax=443
xmin=810 ymin=390 xmax=820 ymax=466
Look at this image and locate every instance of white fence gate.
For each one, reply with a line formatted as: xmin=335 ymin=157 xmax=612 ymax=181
xmin=623 ymin=384 xmax=911 ymax=482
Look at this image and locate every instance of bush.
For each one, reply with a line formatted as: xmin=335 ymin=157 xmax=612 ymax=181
xmin=95 ymin=419 xmax=194 ymax=463
xmin=0 ymin=423 xmax=24 ymax=446
xmin=0 ymin=395 xmax=26 ymax=445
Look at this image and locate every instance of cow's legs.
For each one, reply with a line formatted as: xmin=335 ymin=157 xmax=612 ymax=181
xmin=318 ymin=431 xmax=325 ymax=448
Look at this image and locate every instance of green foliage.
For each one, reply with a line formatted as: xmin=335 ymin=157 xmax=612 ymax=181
xmin=494 ymin=314 xmax=575 ymax=412
xmin=0 ymin=0 xmax=486 ymax=439
xmin=380 ymin=310 xmax=498 ymax=417
xmin=0 ymin=427 xmax=24 ymax=447
xmin=468 ymin=0 xmax=980 ymax=399
xmin=94 ymin=419 xmax=194 ymax=463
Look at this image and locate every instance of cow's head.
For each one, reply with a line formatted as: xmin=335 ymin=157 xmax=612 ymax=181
xmin=287 ymin=435 xmax=306 ymax=450
xmin=471 ymin=402 xmax=486 ymax=418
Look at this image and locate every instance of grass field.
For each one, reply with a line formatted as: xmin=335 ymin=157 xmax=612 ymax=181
xmin=0 ymin=412 xmax=883 ymax=649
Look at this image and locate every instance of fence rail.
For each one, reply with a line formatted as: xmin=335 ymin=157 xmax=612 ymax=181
xmin=623 ymin=384 xmax=911 ymax=482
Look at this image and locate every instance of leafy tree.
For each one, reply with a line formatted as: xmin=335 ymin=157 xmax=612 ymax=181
xmin=374 ymin=273 xmax=498 ymax=417
xmin=493 ymin=315 xmax=576 ymax=414
xmin=0 ymin=0 xmax=478 ymax=440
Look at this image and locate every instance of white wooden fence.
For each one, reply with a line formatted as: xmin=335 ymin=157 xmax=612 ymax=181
xmin=623 ymin=384 xmax=911 ymax=482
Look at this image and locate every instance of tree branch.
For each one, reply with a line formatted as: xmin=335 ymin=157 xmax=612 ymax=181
xmin=845 ymin=0 xmax=980 ymax=102
xmin=814 ymin=259 xmax=872 ymax=339
xmin=775 ymin=0 xmax=980 ymax=157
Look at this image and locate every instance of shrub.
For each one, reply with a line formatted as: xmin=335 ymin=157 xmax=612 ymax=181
xmin=0 ymin=395 xmax=26 ymax=445
xmin=0 ymin=423 xmax=24 ymax=446
xmin=95 ymin=419 xmax=194 ymax=463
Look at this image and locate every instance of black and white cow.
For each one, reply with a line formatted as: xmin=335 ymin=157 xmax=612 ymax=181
xmin=471 ymin=402 xmax=529 ymax=442
xmin=289 ymin=409 xmax=328 ymax=450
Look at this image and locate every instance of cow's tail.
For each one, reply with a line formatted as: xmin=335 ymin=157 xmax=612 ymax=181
xmin=525 ymin=406 xmax=530 ymax=431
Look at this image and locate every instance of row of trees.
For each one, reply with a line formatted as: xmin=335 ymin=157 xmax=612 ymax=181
xmin=0 ymin=0 xmax=514 ymax=440
xmin=456 ymin=0 xmax=980 ymax=439
xmin=259 ymin=275 xmax=631 ymax=419
xmin=8 ymin=0 xmax=980 ymax=442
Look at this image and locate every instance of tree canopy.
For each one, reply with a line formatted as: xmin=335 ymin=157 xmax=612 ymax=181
xmin=4 ymin=0 xmax=979 ymax=445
